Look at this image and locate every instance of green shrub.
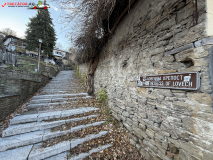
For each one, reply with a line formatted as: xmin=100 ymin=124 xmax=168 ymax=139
xmin=82 ymin=73 xmax=86 ymax=84
xmin=76 ymin=65 xmax=80 ymax=77
xmin=67 ymin=66 xmax=73 ymax=70
xmin=96 ymin=88 xmax=108 ymax=103
xmin=8 ymin=65 xmax=14 ymax=69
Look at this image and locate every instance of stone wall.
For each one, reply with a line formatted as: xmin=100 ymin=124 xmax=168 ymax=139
xmin=79 ymin=0 xmax=213 ymax=159
xmin=0 ymin=68 xmax=58 ymax=122
xmin=17 ymin=55 xmax=62 ymax=78
xmin=0 ymin=95 xmax=21 ymax=122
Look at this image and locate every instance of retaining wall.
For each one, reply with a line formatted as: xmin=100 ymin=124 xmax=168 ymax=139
xmin=0 ymin=67 xmax=60 ymax=122
xmin=79 ymin=0 xmax=213 ymax=159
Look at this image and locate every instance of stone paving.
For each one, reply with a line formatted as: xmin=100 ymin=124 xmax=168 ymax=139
xmin=0 ymin=71 xmax=112 ymax=160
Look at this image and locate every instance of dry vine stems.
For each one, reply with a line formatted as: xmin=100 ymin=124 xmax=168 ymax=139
xmin=52 ymin=0 xmax=137 ymax=94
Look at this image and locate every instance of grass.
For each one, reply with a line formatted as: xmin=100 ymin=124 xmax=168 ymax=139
xmin=7 ymin=65 xmax=37 ymax=74
xmin=18 ymin=63 xmax=36 ymax=66
xmin=18 ymin=55 xmax=59 ymax=70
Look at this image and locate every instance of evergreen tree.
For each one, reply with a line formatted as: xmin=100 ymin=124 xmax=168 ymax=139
xmin=25 ymin=2 xmax=56 ymax=57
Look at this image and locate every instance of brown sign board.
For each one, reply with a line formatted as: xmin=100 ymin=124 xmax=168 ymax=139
xmin=136 ymin=72 xmax=200 ymax=90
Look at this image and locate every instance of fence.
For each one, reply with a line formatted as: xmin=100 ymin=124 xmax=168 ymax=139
xmin=0 ymin=49 xmax=17 ymax=66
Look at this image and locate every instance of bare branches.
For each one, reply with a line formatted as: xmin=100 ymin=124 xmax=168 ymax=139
xmin=1 ymin=28 xmax=17 ymax=37
xmin=51 ymin=0 xmax=118 ymax=63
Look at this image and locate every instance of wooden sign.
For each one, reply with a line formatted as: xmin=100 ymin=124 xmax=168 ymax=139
xmin=136 ymin=72 xmax=200 ymax=90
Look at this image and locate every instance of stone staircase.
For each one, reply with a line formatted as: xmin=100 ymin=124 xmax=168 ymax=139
xmin=0 ymin=71 xmax=112 ymax=160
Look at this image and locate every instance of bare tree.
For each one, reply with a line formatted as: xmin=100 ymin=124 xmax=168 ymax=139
xmin=51 ymin=0 xmax=116 ymax=63
xmin=1 ymin=28 xmax=17 ymax=36
xmin=50 ymin=0 xmax=118 ymax=95
xmin=55 ymin=42 xmax=63 ymax=49
xmin=68 ymin=47 xmax=75 ymax=53
xmin=51 ymin=0 xmax=133 ymax=95
xmin=0 ymin=34 xmax=5 ymax=50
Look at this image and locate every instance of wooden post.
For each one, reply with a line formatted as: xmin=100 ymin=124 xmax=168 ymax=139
xmin=193 ymin=0 xmax=198 ymax=26
xmin=38 ymin=42 xmax=41 ymax=72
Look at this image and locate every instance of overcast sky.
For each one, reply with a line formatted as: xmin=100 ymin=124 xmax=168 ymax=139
xmin=0 ymin=0 xmax=72 ymax=51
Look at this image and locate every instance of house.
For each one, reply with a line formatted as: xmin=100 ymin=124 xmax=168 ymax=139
xmin=0 ymin=32 xmax=6 ymax=50
xmin=3 ymin=35 xmax=26 ymax=52
xmin=0 ymin=32 xmax=6 ymax=38
xmin=53 ymin=48 xmax=66 ymax=59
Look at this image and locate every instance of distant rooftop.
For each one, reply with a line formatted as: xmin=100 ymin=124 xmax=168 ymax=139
xmin=54 ymin=48 xmax=71 ymax=54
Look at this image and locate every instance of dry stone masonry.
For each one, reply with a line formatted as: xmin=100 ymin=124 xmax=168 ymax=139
xmin=79 ymin=0 xmax=213 ymax=159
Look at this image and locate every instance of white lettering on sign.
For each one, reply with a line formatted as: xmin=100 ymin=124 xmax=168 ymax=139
xmin=138 ymin=81 xmax=143 ymax=86
xmin=165 ymin=81 xmax=170 ymax=86
xmin=163 ymin=75 xmax=184 ymax=81
xmin=173 ymin=81 xmax=192 ymax=87
xmin=137 ymin=72 xmax=200 ymax=90
xmin=137 ymin=76 xmax=140 ymax=81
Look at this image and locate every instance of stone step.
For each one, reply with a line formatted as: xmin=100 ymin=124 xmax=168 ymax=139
xmin=41 ymin=90 xmax=73 ymax=93
xmin=4 ymin=111 xmax=99 ymax=137
xmin=32 ymin=93 xmax=88 ymax=100
xmin=0 ymin=145 xmax=33 ymax=160
xmin=45 ymin=144 xmax=112 ymax=160
xmin=68 ymin=144 xmax=113 ymax=160
xmin=28 ymin=101 xmax=76 ymax=109
xmin=45 ymin=83 xmax=75 ymax=85
xmin=43 ymin=87 xmax=77 ymax=89
xmin=28 ymin=131 xmax=108 ymax=160
xmin=30 ymin=96 xmax=91 ymax=104
xmin=50 ymin=80 xmax=73 ymax=81
xmin=30 ymin=98 xmax=69 ymax=104
xmin=45 ymin=82 xmax=77 ymax=83
xmin=43 ymin=85 xmax=76 ymax=87
xmin=41 ymin=91 xmax=78 ymax=94
xmin=42 ymin=89 xmax=81 ymax=92
xmin=45 ymin=152 xmax=68 ymax=160
xmin=28 ymin=102 xmax=65 ymax=109
xmin=10 ymin=107 xmax=99 ymax=125
xmin=47 ymin=81 xmax=74 ymax=82
xmin=0 ymin=120 xmax=104 ymax=152
xmin=42 ymin=121 xmax=105 ymax=141
xmin=3 ymin=120 xmax=64 ymax=137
